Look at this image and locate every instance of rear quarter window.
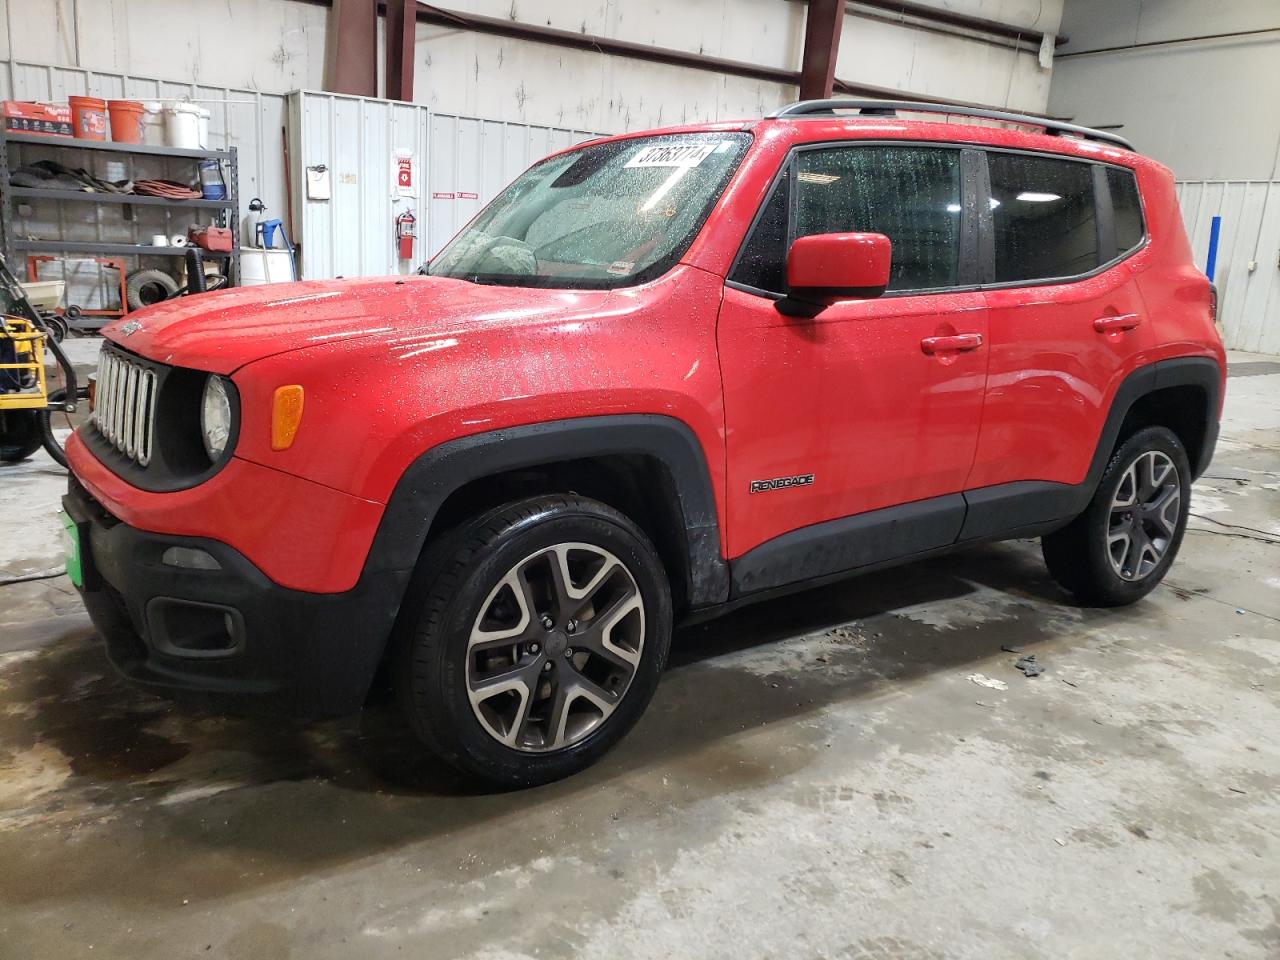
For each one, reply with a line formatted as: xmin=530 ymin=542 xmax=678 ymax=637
xmin=1108 ymin=166 xmax=1145 ymax=254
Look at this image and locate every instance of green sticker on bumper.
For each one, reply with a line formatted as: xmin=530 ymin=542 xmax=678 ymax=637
xmin=59 ymin=510 xmax=83 ymax=588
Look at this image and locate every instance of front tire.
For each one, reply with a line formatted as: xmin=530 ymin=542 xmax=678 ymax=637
xmin=397 ymin=495 xmax=672 ymax=787
xmin=0 ymin=409 xmax=42 ymax=463
xmin=1042 ymin=426 xmax=1191 ymax=606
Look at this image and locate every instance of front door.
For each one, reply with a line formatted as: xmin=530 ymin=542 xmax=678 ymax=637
xmin=718 ymin=143 xmax=989 ymax=586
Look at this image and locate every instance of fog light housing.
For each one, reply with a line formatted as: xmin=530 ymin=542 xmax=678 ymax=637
xmin=161 ymin=546 xmax=222 ymax=570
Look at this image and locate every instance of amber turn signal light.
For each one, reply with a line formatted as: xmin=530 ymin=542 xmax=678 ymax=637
xmin=270 ymin=385 xmax=305 ymax=450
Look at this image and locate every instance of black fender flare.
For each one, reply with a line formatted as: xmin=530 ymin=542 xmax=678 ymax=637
xmin=1149 ymin=356 xmax=1221 ymax=479
xmin=362 ymin=414 xmax=730 ymax=608
xmin=1087 ymin=356 xmax=1220 ymax=484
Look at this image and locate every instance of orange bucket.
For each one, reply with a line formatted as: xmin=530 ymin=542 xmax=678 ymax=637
xmin=69 ymin=95 xmax=107 ymax=140
xmin=107 ymin=99 xmax=145 ymax=143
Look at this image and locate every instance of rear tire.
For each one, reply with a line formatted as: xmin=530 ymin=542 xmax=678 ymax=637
xmin=396 ymin=494 xmax=672 ymax=787
xmin=1042 ymin=426 xmax=1190 ymax=606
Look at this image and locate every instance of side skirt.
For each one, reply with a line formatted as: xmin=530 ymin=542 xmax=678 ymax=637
xmin=724 ymin=482 xmax=1077 ymax=602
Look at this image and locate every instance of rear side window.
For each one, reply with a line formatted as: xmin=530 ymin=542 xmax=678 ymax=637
xmin=1108 ymin=166 xmax=1145 ymax=254
xmin=729 ymin=145 xmax=963 ymax=294
xmin=988 ymin=154 xmax=1098 ymax=282
xmin=794 ymin=146 xmax=963 ymax=291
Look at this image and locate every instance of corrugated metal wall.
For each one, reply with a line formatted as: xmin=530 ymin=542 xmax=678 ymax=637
xmin=1177 ymin=179 xmax=1280 ymax=356
xmin=288 ymin=90 xmax=598 ymax=278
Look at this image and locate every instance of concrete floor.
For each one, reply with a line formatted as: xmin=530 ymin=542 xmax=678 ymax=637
xmin=1 ymin=342 xmax=1277 ymax=959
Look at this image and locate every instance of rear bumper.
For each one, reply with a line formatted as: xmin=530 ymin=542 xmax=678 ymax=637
xmin=64 ymin=476 xmax=411 ymax=718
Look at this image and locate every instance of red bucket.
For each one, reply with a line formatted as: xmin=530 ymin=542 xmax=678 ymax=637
xmin=107 ymin=99 xmax=144 ymax=143
xmin=69 ymin=95 xmax=107 ymax=140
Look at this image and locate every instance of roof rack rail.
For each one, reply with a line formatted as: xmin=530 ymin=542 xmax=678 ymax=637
xmin=767 ymin=99 xmax=1134 ymax=151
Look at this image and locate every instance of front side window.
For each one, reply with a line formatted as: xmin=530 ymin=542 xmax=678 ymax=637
xmin=794 ymin=146 xmax=963 ymax=292
xmin=988 ymin=153 xmax=1099 ymax=282
xmin=731 ymin=145 xmax=963 ymax=294
xmin=428 ymin=132 xmax=750 ymax=288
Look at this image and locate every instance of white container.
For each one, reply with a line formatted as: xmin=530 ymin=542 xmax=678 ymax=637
xmin=239 ymin=249 xmax=296 ymax=285
xmin=164 ymin=103 xmax=203 ymax=149
xmin=197 ymin=107 xmax=210 ymax=149
xmin=19 ymin=280 xmax=65 ymax=311
xmin=142 ymin=101 xmax=165 ymax=145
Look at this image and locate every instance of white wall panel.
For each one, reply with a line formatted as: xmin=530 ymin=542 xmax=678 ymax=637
xmin=0 ymin=0 xmax=328 ymax=94
xmin=1177 ymin=180 xmax=1280 ymax=355
xmin=1048 ymin=0 xmax=1280 ymax=182
xmin=290 ymin=90 xmax=597 ymax=279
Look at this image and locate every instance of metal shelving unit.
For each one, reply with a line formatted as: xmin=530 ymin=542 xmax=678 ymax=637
xmin=13 ymin=239 xmax=206 ymax=257
xmin=0 ymin=132 xmax=240 ymax=328
xmin=4 ymin=131 xmax=233 ymax=160
xmin=9 ymin=186 xmax=234 ymax=210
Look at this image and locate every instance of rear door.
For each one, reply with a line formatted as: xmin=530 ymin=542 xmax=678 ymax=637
xmin=965 ymin=152 xmax=1154 ymax=526
xmin=718 ymin=142 xmax=989 ymax=568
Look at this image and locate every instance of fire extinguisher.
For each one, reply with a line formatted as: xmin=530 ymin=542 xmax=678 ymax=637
xmin=395 ymin=209 xmax=416 ymax=261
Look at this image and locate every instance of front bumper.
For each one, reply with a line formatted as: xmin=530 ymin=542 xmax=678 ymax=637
xmin=64 ymin=476 xmax=411 ymax=718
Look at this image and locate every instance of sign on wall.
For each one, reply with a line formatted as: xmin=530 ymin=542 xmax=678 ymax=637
xmin=395 ymin=150 xmax=416 ymax=198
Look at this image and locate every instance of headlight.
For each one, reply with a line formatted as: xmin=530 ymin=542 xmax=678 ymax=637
xmin=200 ymin=375 xmax=233 ymax=461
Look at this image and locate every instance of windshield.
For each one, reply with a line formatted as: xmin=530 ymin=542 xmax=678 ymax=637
xmin=427 ymin=132 xmax=751 ymax=289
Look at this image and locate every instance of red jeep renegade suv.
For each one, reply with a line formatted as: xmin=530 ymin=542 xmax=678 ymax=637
xmin=63 ymin=100 xmax=1225 ymax=785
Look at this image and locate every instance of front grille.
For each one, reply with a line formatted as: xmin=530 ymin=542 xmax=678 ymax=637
xmin=93 ymin=346 xmax=158 ymax=466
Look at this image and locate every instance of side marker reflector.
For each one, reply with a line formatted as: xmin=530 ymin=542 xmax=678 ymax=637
xmin=271 ymin=385 xmax=305 ymax=450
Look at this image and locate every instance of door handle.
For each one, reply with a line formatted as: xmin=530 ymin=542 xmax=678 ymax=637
xmin=921 ymin=333 xmax=983 ymax=354
xmin=1093 ymin=313 xmax=1141 ymax=332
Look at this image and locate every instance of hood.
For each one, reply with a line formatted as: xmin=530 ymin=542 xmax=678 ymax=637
xmin=102 ymin=275 xmax=615 ymax=375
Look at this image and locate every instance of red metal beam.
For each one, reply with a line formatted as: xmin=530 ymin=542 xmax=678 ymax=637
xmin=413 ymin=3 xmax=808 ymax=89
xmin=329 ymin=0 xmax=379 ymax=97
xmin=799 ymin=0 xmax=844 ymax=100
xmin=385 ymin=0 xmax=416 ymax=101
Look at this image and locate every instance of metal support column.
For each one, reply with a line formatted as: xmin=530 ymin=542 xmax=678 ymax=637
xmin=329 ymin=0 xmax=379 ymax=97
xmin=385 ymin=0 xmax=417 ymax=102
xmin=799 ymin=0 xmax=845 ymax=101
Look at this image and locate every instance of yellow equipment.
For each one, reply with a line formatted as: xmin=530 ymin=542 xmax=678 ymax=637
xmin=0 ymin=315 xmax=50 ymax=411
xmin=0 ymin=255 xmax=80 ymax=466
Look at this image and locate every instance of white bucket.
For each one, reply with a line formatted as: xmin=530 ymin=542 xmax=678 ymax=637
xmin=142 ymin=101 xmax=165 ymax=145
xmin=197 ymin=107 xmax=210 ymax=149
xmin=163 ymin=103 xmax=203 ymax=149
xmin=239 ymin=249 xmax=296 ymax=286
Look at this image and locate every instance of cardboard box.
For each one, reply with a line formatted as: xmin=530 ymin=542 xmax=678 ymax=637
xmin=3 ymin=101 xmax=74 ymax=137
